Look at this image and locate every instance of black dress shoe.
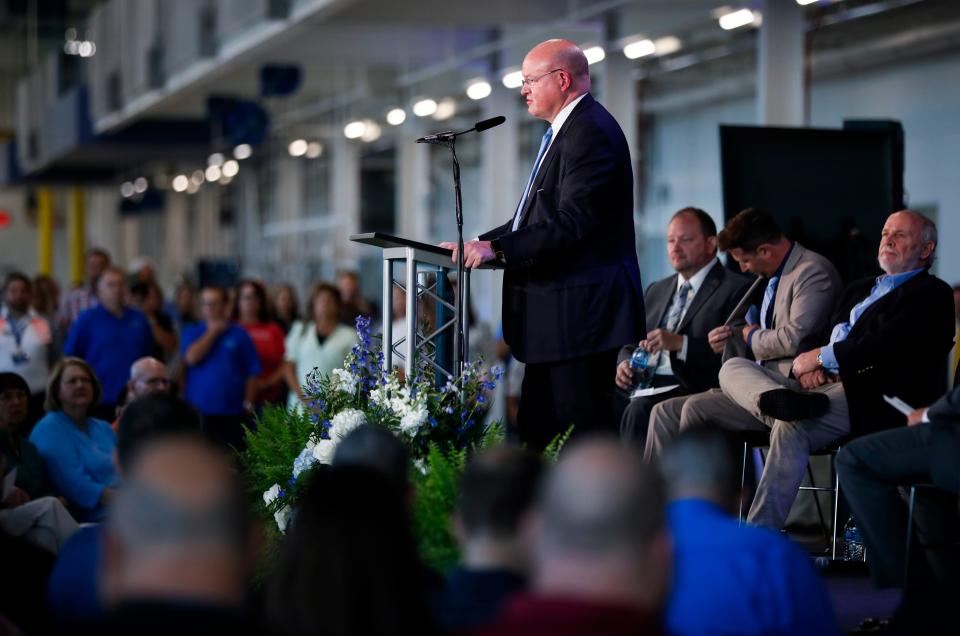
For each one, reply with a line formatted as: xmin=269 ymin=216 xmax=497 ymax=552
xmin=757 ymin=388 xmax=830 ymax=421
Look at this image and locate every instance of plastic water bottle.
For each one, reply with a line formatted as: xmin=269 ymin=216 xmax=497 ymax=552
xmin=843 ymin=515 xmax=864 ymax=561
xmin=629 ymin=346 xmax=656 ymax=390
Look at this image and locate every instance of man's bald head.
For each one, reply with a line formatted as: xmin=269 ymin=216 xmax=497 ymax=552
xmin=128 ymin=356 xmax=170 ymax=400
xmin=533 ymin=437 xmax=669 ymax=609
xmin=538 ymin=438 xmax=664 ymax=558
xmin=520 ymin=39 xmax=591 ymax=122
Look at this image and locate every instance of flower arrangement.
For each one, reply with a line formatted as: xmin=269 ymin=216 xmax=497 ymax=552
xmin=247 ymin=316 xmax=505 ymax=534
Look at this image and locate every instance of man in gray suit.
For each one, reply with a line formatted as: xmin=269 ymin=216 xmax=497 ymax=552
xmin=616 ymin=208 xmax=752 ymax=447
xmin=644 ymin=208 xmax=842 ymax=476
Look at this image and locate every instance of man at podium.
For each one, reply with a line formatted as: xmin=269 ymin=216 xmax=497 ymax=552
xmin=443 ymin=39 xmax=644 ymax=448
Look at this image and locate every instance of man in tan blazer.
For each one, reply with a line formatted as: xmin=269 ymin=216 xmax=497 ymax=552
xmin=644 ymin=209 xmax=843 ymax=516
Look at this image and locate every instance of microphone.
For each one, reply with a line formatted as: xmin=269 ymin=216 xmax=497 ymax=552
xmin=416 ymin=115 xmax=506 ymax=144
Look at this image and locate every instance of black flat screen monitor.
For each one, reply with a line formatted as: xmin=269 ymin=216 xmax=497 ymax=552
xmin=720 ymin=122 xmax=904 ymax=282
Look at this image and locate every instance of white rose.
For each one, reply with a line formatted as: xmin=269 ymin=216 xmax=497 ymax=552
xmin=399 ymin=406 xmax=428 ymax=435
xmin=263 ymin=483 xmax=282 ymax=506
xmin=331 ymin=408 xmax=367 ymax=439
xmin=312 ymin=439 xmax=337 ymax=464
xmin=275 ymin=506 xmax=292 ymax=533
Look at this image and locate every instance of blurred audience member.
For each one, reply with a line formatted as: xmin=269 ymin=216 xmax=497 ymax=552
xmin=173 ymin=280 xmax=198 ymax=332
xmin=129 ymin=281 xmax=178 ymax=362
xmin=0 ymin=525 xmax=55 ymax=635
xmin=0 ymin=373 xmax=55 ymax=500
xmin=182 ymin=286 xmax=260 ymax=451
xmin=337 ymin=270 xmax=375 ymax=327
xmin=659 ymin=429 xmax=837 ymax=636
xmin=112 ymin=357 xmax=171 ymax=430
xmin=284 ymin=283 xmax=355 ymax=411
xmin=96 ymin=436 xmax=258 ymax=635
xmin=476 ymin=437 xmax=670 ymax=636
xmin=951 ymin=283 xmax=960 ymax=386
xmin=57 ymin=247 xmax=110 ymax=334
xmin=272 ymin=283 xmax=299 ymax=335
xmin=235 ymin=280 xmax=286 ymax=409
xmin=332 ymin=424 xmax=409 ymax=495
xmin=0 ymin=272 xmax=55 ymax=427
xmin=31 ymin=274 xmax=60 ymax=319
xmin=64 ymin=266 xmax=155 ymax=420
xmin=0 ymin=452 xmax=79 ymax=555
xmin=434 ymin=446 xmax=543 ymax=632
xmin=48 ymin=394 xmax=204 ymax=626
xmin=29 ymin=358 xmax=118 ymax=522
xmin=264 ymin=467 xmax=438 ymax=636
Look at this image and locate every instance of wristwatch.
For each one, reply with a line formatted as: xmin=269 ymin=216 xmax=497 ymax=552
xmin=816 ymin=352 xmax=823 ymax=367
xmin=491 ymin=238 xmax=506 ymax=263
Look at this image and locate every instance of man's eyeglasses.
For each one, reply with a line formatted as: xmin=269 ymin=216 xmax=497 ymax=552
xmin=521 ymin=68 xmax=564 ymax=87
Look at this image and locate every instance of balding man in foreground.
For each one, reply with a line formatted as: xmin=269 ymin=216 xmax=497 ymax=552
xmin=97 ymin=437 xmax=258 ymax=634
xmin=475 ymin=438 xmax=670 ymax=635
xmin=709 ymin=211 xmax=955 ymax=530
xmin=443 ymin=39 xmax=644 ymax=448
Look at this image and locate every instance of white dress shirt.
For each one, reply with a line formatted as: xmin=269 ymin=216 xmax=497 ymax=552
xmin=657 ymin=257 xmax=718 ymax=376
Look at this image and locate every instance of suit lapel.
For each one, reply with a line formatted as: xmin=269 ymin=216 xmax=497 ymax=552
xmin=850 ymin=271 xmax=925 ymax=332
xmin=652 ymin=276 xmax=678 ymax=329
xmin=515 ymin=94 xmax=594 ymax=229
xmin=772 ymin=243 xmax=806 ymax=328
xmin=677 ymin=264 xmax=722 ymax=332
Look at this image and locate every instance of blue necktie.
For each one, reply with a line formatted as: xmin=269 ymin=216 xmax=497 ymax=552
xmin=760 ymin=275 xmax=779 ymax=329
xmin=512 ymin=126 xmax=554 ymax=231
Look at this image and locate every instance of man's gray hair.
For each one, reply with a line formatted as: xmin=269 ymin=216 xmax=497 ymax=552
xmin=110 ymin=478 xmax=250 ymax=554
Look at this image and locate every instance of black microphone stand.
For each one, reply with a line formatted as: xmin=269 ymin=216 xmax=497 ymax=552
xmin=431 ymin=133 xmax=468 ymax=378
xmin=416 ymin=117 xmax=504 ymax=378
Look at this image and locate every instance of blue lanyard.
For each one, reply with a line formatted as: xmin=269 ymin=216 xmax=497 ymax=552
xmin=4 ymin=311 xmax=27 ymax=350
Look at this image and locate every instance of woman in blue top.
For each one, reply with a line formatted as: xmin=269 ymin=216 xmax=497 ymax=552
xmin=29 ymin=358 xmax=118 ymax=521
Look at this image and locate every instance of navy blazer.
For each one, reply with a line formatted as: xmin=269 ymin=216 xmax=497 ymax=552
xmin=479 ymin=94 xmax=644 ymax=364
xmin=618 ymin=261 xmax=753 ymax=393
xmin=828 ymin=270 xmax=955 ymax=437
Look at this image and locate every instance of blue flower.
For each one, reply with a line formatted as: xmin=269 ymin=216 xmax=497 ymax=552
xmin=477 ymin=394 xmax=486 ymax=404
xmin=429 ymin=416 xmax=438 ymax=428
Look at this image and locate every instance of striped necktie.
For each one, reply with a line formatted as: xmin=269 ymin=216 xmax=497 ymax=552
xmin=656 ymin=281 xmax=692 ymax=368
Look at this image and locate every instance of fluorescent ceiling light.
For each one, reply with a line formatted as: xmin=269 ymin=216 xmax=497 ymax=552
xmin=501 ymin=70 xmax=523 ymax=89
xmin=413 ymin=98 xmax=438 ymax=117
xmin=623 ymin=39 xmax=655 ymax=60
xmin=584 ymin=46 xmax=606 ymax=65
xmin=288 ymin=139 xmax=308 ymax=156
xmin=466 ymin=79 xmax=492 ymax=100
xmin=719 ymin=8 xmax=756 ymax=30
xmin=386 ymin=108 xmax=406 ymax=126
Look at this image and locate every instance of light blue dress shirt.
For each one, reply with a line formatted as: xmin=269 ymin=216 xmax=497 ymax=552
xmin=819 ymin=268 xmax=923 ymax=371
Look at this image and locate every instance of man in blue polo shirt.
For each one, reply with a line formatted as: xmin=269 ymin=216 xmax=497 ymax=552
xmin=63 ymin=267 xmax=155 ymax=421
xmin=181 ymin=286 xmax=259 ymax=451
xmin=660 ymin=429 xmax=838 ymax=636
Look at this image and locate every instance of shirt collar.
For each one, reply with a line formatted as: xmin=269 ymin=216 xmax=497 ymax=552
xmin=1 ymin=305 xmax=35 ymax=321
xmin=772 ymin=241 xmax=795 ymax=280
xmin=678 ymin=257 xmax=718 ymax=294
xmin=548 ymin=92 xmax=588 ymax=137
xmin=878 ymin=267 xmax=924 ymax=288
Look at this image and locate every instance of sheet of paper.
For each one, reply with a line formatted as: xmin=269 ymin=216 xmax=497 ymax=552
xmin=631 ymin=384 xmax=680 ymax=399
xmin=882 ymin=394 xmax=915 ymax=416
xmin=2 ymin=468 xmax=17 ymax=500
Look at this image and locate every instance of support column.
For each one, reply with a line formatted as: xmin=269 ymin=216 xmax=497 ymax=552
xmin=68 ymin=187 xmax=86 ymax=287
xmin=332 ymin=135 xmax=360 ymax=267
xmin=476 ymin=85 xmax=519 ymax=327
xmin=396 ymin=118 xmax=430 ymax=242
xmin=37 ymin=188 xmax=53 ymax=275
xmin=757 ymin=0 xmax=806 ymax=126
xmin=602 ymin=53 xmax=639 ymax=185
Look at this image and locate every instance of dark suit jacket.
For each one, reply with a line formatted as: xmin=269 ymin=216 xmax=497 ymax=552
xmin=617 ymin=261 xmax=753 ymax=393
xmin=830 ymin=270 xmax=955 ymax=437
xmin=479 ymin=94 xmax=644 ymax=364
